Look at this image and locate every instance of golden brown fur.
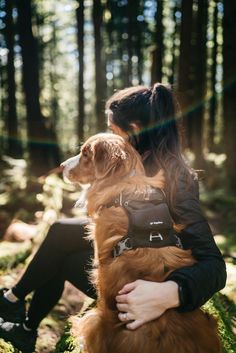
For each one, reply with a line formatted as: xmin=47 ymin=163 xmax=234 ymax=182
xmin=62 ymin=133 xmax=221 ymax=353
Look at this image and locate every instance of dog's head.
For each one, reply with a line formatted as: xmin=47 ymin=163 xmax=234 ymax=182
xmin=61 ymin=133 xmax=144 ymax=185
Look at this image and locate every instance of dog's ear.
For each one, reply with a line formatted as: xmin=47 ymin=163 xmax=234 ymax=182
xmin=82 ymin=143 xmax=93 ymax=159
xmin=93 ymin=139 xmax=128 ymax=179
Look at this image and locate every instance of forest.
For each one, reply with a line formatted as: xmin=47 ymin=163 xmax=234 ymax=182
xmin=0 ymin=0 xmax=236 ymax=352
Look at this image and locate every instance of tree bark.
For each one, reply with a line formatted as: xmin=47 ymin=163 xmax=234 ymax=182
xmin=76 ymin=0 xmax=85 ymax=143
xmin=208 ymin=1 xmax=218 ymax=152
xmin=0 ymin=59 xmax=6 ymax=155
xmin=127 ymin=0 xmax=134 ymax=86
xmin=177 ymin=0 xmax=193 ymax=149
xmin=16 ymin=0 xmax=60 ymax=175
xmin=169 ymin=4 xmax=178 ymax=86
xmin=93 ymin=0 xmax=107 ymax=132
xmin=151 ymin=0 xmax=163 ymax=84
xmin=5 ymin=0 xmax=21 ymax=157
xmin=223 ymin=0 xmax=236 ymax=190
xmin=191 ymin=0 xmax=208 ymax=168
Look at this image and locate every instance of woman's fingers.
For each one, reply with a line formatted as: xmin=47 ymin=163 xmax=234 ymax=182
xmin=118 ymin=312 xmax=134 ymax=322
xmin=116 ymin=281 xmax=138 ymax=304
xmin=118 ymin=281 xmax=137 ymax=295
xmin=116 ymin=280 xmax=180 ymax=330
xmin=126 ymin=319 xmax=144 ymax=330
xmin=116 ymin=293 xmax=128 ymax=303
xmin=116 ymin=303 xmax=129 ymax=312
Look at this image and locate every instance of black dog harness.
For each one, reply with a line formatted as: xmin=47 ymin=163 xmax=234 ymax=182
xmin=105 ymin=187 xmax=183 ymax=257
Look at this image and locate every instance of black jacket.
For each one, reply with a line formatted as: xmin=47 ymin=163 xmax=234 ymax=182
xmin=166 ymin=174 xmax=227 ymax=311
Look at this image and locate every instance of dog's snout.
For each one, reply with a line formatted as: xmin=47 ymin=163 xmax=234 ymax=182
xmin=61 ymin=155 xmax=81 ymax=183
xmin=60 ymin=162 xmax=65 ymax=170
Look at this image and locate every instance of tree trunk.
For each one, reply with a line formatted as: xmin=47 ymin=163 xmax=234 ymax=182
xmin=151 ymin=0 xmax=163 ymax=84
xmin=136 ymin=29 xmax=143 ymax=84
xmin=93 ymin=0 xmax=107 ymax=132
xmin=223 ymin=0 xmax=236 ymax=191
xmin=177 ymin=0 xmax=193 ymax=149
xmin=49 ymin=20 xmax=59 ymax=128
xmin=208 ymin=1 xmax=218 ymax=152
xmin=169 ymin=4 xmax=179 ymax=85
xmin=5 ymin=0 xmax=22 ymax=157
xmin=16 ymin=0 xmax=60 ymax=175
xmin=127 ymin=0 xmax=133 ymax=86
xmin=76 ymin=0 xmax=85 ymax=143
xmin=191 ymin=0 xmax=208 ymax=168
xmin=0 ymin=60 xmax=6 ymax=155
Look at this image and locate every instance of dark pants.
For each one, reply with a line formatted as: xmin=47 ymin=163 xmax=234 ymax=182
xmin=12 ymin=218 xmax=95 ymax=329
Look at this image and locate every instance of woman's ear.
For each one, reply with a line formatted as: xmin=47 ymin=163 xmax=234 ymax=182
xmin=129 ymin=123 xmax=141 ymax=134
xmin=93 ymin=139 xmax=127 ymax=180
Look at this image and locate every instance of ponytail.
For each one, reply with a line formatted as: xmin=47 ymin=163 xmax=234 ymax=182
xmin=148 ymin=83 xmax=180 ymax=158
xmin=150 ymin=83 xmax=176 ymax=126
xmin=106 ymin=83 xmax=193 ymax=207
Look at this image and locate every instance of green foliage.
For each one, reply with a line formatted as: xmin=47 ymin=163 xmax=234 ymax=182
xmin=203 ymin=293 xmax=236 ymax=353
xmin=37 ymin=175 xmax=64 ymax=214
xmin=0 ymin=338 xmax=18 ymax=352
xmin=0 ymin=242 xmax=31 ymax=271
xmin=201 ymin=188 xmax=236 ymax=254
xmin=56 ymin=294 xmax=236 ymax=353
xmin=54 ymin=322 xmax=78 ymax=353
xmin=0 ymin=157 xmax=43 ymax=231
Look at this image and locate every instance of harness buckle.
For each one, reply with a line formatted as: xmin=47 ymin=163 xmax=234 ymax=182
xmin=119 ymin=192 xmax=123 ymax=206
xmin=113 ymin=237 xmax=132 ymax=257
xmin=149 ymin=232 xmax=163 ymax=242
xmin=114 ymin=192 xmax=124 ymax=207
xmin=174 ymin=234 xmax=183 ymax=249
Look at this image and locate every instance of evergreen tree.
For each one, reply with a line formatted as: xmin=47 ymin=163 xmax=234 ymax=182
xmin=16 ymin=0 xmax=60 ymax=175
xmin=223 ymin=0 xmax=236 ymax=190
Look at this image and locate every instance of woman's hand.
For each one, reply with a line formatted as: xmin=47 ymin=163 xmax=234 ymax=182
xmin=116 ymin=279 xmax=180 ymax=330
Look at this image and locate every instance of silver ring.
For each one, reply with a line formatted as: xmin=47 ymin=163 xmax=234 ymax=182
xmin=122 ymin=312 xmax=128 ymax=321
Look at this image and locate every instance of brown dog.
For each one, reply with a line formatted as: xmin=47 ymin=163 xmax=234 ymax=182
xmin=62 ymin=133 xmax=221 ymax=353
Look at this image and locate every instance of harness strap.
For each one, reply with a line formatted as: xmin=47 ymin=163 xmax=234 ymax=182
xmin=105 ymin=187 xmax=166 ymax=209
xmin=103 ymin=186 xmax=183 ymax=258
xmin=112 ymin=230 xmax=183 ymax=258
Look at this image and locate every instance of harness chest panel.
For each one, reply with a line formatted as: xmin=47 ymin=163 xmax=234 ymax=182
xmin=104 ymin=187 xmax=183 ymax=257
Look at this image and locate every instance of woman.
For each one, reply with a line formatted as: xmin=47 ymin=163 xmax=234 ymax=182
xmin=0 ymin=83 xmax=226 ymax=352
xmin=106 ymin=83 xmax=226 ymax=330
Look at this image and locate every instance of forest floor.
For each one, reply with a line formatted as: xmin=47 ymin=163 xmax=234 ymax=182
xmin=0 ymin=266 xmax=88 ymax=352
xmin=0 ymin=196 xmax=235 ymax=352
xmin=0 ymin=160 xmax=236 ymax=352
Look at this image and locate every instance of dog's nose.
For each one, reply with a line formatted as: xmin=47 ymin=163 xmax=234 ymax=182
xmin=60 ymin=162 xmax=65 ymax=170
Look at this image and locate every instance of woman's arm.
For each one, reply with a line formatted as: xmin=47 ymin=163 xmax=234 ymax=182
xmin=167 ymin=221 xmax=226 ymax=311
xmin=167 ymin=174 xmax=226 ymax=311
xmin=116 ymin=226 xmax=226 ymax=329
xmin=116 ymin=173 xmax=226 ymax=328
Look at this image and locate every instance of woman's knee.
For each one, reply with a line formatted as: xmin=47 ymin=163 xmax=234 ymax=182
xmin=47 ymin=219 xmax=81 ymax=238
xmin=45 ymin=218 xmax=91 ymax=250
xmin=46 ymin=221 xmax=63 ymax=239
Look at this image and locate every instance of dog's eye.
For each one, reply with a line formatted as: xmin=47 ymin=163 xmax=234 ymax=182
xmin=82 ymin=149 xmax=91 ymax=159
xmin=81 ymin=144 xmax=92 ymax=159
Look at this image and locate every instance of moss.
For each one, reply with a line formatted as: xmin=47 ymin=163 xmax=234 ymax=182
xmin=203 ymin=293 xmax=236 ymax=353
xmin=54 ymin=322 xmax=78 ymax=353
xmin=0 ymin=338 xmax=18 ymax=352
xmin=56 ymin=293 xmax=236 ymax=353
xmin=0 ymin=241 xmax=31 ymax=271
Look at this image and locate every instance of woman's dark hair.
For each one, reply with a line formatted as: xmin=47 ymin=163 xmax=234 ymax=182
xmin=106 ymin=83 xmax=194 ymax=206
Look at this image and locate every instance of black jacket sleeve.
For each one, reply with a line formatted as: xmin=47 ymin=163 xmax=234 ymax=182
xmin=166 ymin=173 xmax=227 ymax=311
